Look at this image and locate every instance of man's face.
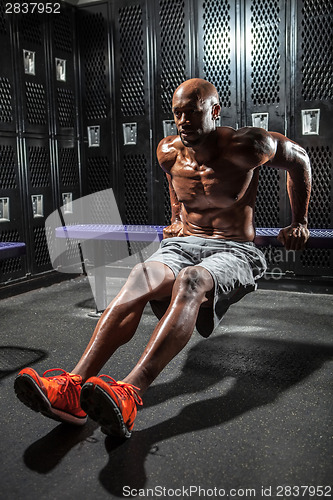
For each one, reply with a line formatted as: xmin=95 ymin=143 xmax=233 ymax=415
xmin=172 ymin=92 xmax=215 ymax=148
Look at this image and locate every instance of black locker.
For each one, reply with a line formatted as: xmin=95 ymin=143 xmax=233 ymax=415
xmin=244 ymin=0 xmax=287 ymax=133
xmin=49 ymin=5 xmax=77 ymax=137
xmin=111 ymin=0 xmax=153 ymax=226
xmin=242 ymin=0 xmax=288 ymax=274
xmin=0 ymin=136 xmax=27 ymax=280
xmin=0 ymin=6 xmax=16 ymax=134
xmin=0 ymin=9 xmax=26 ymax=282
xmin=197 ymin=0 xmax=239 ymax=128
xmin=23 ymin=137 xmax=55 ymax=274
xmin=152 ymin=0 xmax=193 ymax=225
xmin=244 ymin=0 xmax=288 ymax=234
xmin=17 ymin=13 xmax=50 ymax=136
xmin=292 ymin=0 xmax=333 ymax=277
xmin=78 ymin=2 xmax=114 ymax=201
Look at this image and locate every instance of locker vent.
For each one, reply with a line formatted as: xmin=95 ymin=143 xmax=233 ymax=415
xmin=81 ymin=12 xmax=108 ymax=120
xmin=25 ymin=82 xmax=47 ymax=125
xmin=87 ymin=156 xmax=111 ymax=194
xmin=60 ymin=148 xmax=78 ymax=187
xmin=301 ymin=0 xmax=333 ymax=101
xmin=119 ymin=5 xmax=145 ymax=116
xmin=255 ymin=166 xmax=280 ymax=227
xmin=20 ymin=14 xmax=43 ymax=45
xmin=0 ymin=4 xmax=7 ymax=35
xmin=0 ymin=78 xmax=13 ymax=123
xmin=203 ymin=0 xmax=232 ymax=108
xmin=159 ymin=0 xmax=186 ymax=114
xmin=54 ymin=9 xmax=73 ymax=53
xmin=306 ymin=146 xmax=331 ymax=228
xmin=0 ymin=145 xmax=17 ymax=189
xmin=57 ymin=88 xmax=75 ymax=128
xmin=29 ymin=146 xmax=50 ymax=188
xmin=33 ymin=226 xmax=51 ymax=267
xmin=124 ymin=154 xmax=148 ymax=224
xmin=300 ymin=248 xmax=330 ymax=269
xmin=250 ymin=0 xmax=281 ymax=105
xmin=89 ymin=191 xmax=113 ymax=225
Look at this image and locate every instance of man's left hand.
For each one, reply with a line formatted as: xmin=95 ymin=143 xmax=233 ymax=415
xmin=277 ymin=224 xmax=310 ymax=250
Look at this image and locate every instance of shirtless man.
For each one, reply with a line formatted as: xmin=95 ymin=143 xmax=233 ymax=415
xmin=14 ymin=78 xmax=311 ymax=439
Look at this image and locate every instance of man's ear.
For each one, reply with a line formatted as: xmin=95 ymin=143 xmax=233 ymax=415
xmin=212 ymin=103 xmax=221 ymax=121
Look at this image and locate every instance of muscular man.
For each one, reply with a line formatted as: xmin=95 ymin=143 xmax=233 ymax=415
xmin=14 ymin=78 xmax=311 ymax=439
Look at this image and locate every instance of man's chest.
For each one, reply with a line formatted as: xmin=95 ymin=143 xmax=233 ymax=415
xmin=171 ymin=158 xmax=253 ymax=206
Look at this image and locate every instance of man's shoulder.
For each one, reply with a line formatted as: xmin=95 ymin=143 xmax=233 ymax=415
xmin=157 ymin=135 xmax=182 ymax=172
xmin=233 ymin=126 xmax=271 ymax=140
xmin=220 ymin=126 xmax=277 ymax=167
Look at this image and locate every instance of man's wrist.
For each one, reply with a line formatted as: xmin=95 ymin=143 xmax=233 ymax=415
xmin=291 ymin=219 xmax=308 ymax=227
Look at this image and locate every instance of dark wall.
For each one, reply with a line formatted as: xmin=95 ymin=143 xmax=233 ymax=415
xmin=0 ymin=0 xmax=332 ymax=284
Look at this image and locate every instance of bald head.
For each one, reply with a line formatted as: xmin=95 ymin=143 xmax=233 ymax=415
xmin=173 ymin=78 xmax=219 ymax=107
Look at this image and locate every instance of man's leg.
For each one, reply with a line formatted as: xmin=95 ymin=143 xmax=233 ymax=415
xmin=80 ymin=266 xmax=214 ymax=437
xmin=122 ymin=265 xmax=214 ymax=393
xmin=72 ymin=261 xmax=176 ymax=382
xmin=14 ymin=261 xmax=175 ymax=425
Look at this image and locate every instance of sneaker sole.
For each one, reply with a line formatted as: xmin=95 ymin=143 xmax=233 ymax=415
xmin=80 ymin=383 xmax=132 ymax=439
xmin=14 ymin=374 xmax=87 ymax=426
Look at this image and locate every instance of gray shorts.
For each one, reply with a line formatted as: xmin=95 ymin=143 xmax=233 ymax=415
xmin=145 ymin=236 xmax=267 ymax=337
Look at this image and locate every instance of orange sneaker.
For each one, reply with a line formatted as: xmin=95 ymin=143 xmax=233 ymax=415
xmin=80 ymin=375 xmax=143 ymax=438
xmin=14 ymin=368 xmax=87 ymax=425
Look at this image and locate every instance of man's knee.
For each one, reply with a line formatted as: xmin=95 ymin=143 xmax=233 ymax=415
xmin=174 ymin=266 xmax=214 ymax=301
xmin=125 ymin=261 xmax=174 ymax=299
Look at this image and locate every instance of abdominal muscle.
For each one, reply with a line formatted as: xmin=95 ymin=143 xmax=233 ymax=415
xmin=180 ymin=203 xmax=256 ymax=242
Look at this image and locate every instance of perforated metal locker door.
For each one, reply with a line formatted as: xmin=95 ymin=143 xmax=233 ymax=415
xmin=113 ymin=0 xmax=153 ymax=228
xmin=0 ymin=138 xmax=27 ymax=283
xmin=293 ymin=0 xmax=333 ymax=277
xmin=153 ymin=0 xmax=192 ymax=225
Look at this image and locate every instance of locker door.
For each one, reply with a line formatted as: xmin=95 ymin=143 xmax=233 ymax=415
xmin=23 ymin=137 xmax=54 ymax=274
xmin=292 ymin=0 xmax=333 ymax=276
xmin=196 ymin=0 xmax=239 ymax=128
xmin=78 ymin=3 xmax=114 ymax=202
xmin=50 ymin=4 xmax=77 ymax=138
xmin=242 ymin=0 xmax=288 ymax=274
xmin=17 ymin=13 xmax=50 ymax=136
xmin=112 ymin=0 xmax=152 ymax=226
xmin=0 ymin=137 xmax=27 ymax=282
xmin=152 ymin=0 xmax=193 ymax=225
xmin=0 ymin=6 xmax=16 ymax=134
xmin=244 ymin=0 xmax=287 ymax=227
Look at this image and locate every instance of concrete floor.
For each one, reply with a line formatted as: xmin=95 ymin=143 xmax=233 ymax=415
xmin=0 ymin=275 xmax=332 ymax=499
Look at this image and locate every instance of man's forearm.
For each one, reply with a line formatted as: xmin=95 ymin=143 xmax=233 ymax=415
xmin=286 ymin=158 xmax=311 ymax=226
xmin=166 ymin=173 xmax=182 ymax=223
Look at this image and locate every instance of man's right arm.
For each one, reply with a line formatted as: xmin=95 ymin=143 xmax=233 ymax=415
xmin=156 ymin=137 xmax=183 ymax=238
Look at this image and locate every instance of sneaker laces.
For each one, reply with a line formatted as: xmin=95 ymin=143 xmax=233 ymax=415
xmin=99 ymin=375 xmax=143 ymax=406
xmin=42 ymin=369 xmax=82 ymax=394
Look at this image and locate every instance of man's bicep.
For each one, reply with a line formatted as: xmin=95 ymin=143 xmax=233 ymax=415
xmin=233 ymin=127 xmax=277 ymax=167
xmin=266 ymin=132 xmax=310 ymax=172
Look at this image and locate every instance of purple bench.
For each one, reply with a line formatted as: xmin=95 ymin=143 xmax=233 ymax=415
xmin=55 ymin=225 xmax=333 ymax=248
xmin=0 ymin=242 xmax=26 ymax=260
xmin=254 ymin=228 xmax=333 ymax=249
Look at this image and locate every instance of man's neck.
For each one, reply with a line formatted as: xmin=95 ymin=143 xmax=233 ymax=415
xmin=186 ymin=129 xmax=219 ymax=163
